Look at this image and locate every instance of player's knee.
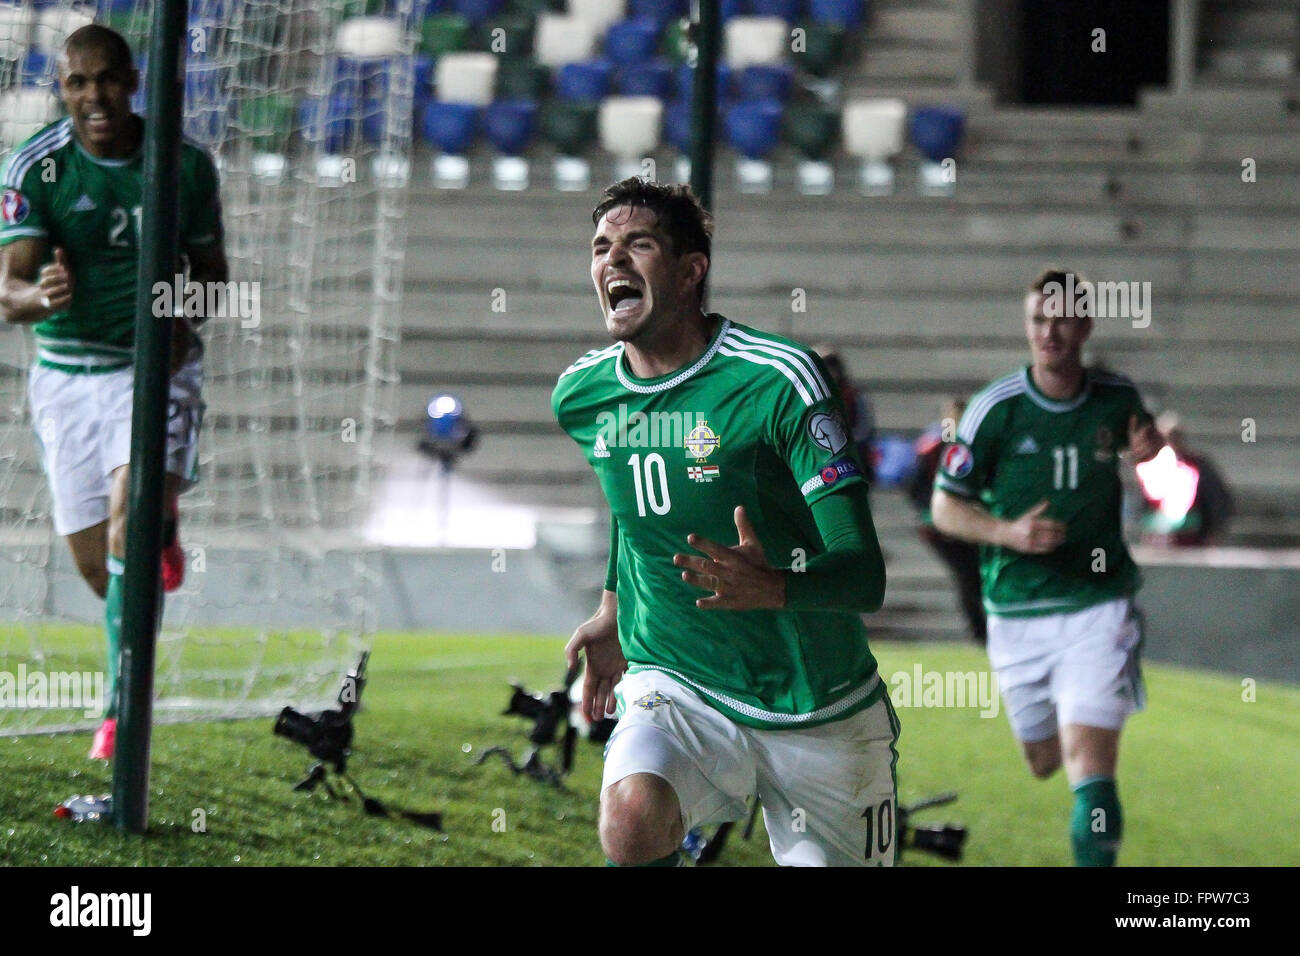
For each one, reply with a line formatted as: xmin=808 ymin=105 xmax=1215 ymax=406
xmin=599 ymin=778 xmax=679 ymax=865
xmin=1024 ymin=741 xmax=1061 ymax=779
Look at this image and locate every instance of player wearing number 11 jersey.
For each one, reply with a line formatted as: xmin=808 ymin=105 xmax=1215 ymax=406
xmin=555 ymin=179 xmax=896 ymax=867
xmin=931 ymin=268 xmax=1162 ymax=866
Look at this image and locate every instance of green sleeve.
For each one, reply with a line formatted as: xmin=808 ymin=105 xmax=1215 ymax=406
xmin=183 ymin=148 xmax=223 ymax=248
xmin=604 ymin=515 xmax=618 ymax=592
xmin=783 ymin=483 xmax=886 ymax=613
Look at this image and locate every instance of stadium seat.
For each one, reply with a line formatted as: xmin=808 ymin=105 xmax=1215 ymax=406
xmin=484 ymin=98 xmax=537 ymax=189
xmin=19 ymin=49 xmax=51 ymax=86
xmin=0 ymin=87 xmax=60 ymax=151
xmin=33 ymin=5 xmax=93 ymax=53
xmin=749 ymin=0 xmax=800 ymax=24
xmin=605 ymin=17 xmax=660 ymax=64
xmin=534 ymin=13 xmax=598 ymax=66
xmin=663 ymin=98 xmax=693 ymax=153
xmin=598 ymin=95 xmax=663 ymax=180
xmin=239 ymin=93 xmax=296 ymax=155
xmin=555 ymin=60 xmax=613 ymax=103
xmin=420 ymin=13 xmax=471 ymax=55
xmin=725 ymin=16 xmax=788 ymax=68
xmin=617 ymin=60 xmax=673 ymax=99
xmin=336 ymin=15 xmax=403 ymax=58
xmin=496 ymin=58 xmax=549 ymax=100
xmin=454 ymin=0 xmax=506 ymax=25
xmin=736 ymin=63 xmax=793 ymax=102
xmin=421 ymin=100 xmax=479 ymax=188
xmin=435 ymin=51 xmax=498 ymax=105
xmin=0 ymin=5 xmax=33 ymax=63
xmin=842 ymin=97 xmax=906 ymax=194
xmin=796 ymin=23 xmax=847 ymax=78
xmin=570 ymin=0 xmax=627 ymax=36
xmin=541 ymin=100 xmax=598 ymax=190
xmin=784 ymin=102 xmax=838 ymax=194
xmin=299 ymin=94 xmax=358 ymax=156
xmin=810 ymin=0 xmax=866 ymax=30
xmin=629 ymin=0 xmax=688 ymax=28
xmin=414 ymin=53 xmax=436 ymax=101
xmin=184 ymin=64 xmax=229 ymax=146
xmin=910 ymin=104 xmax=965 ymax=196
xmin=726 ymin=97 xmax=782 ymax=192
xmin=674 ymin=62 xmax=734 ymax=101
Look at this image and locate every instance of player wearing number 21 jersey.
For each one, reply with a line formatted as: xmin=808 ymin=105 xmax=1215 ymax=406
xmin=555 ymin=179 xmax=896 ymax=867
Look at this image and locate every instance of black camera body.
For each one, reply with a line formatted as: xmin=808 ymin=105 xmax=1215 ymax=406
xmin=274 ymin=651 xmax=369 ymax=772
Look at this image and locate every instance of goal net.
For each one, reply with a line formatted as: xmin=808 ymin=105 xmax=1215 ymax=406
xmin=0 ymin=0 xmax=414 ymax=732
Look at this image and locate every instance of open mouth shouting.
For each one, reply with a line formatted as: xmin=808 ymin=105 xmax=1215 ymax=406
xmin=605 ymin=274 xmax=645 ymax=321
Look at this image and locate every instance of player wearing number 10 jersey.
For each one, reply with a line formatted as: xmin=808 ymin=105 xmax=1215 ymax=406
xmin=931 ymin=268 xmax=1162 ymax=866
xmin=555 ymin=179 xmax=896 ymax=867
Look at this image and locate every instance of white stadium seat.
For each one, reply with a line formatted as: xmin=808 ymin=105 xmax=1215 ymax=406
xmin=0 ymin=87 xmax=60 ymax=151
xmin=534 ymin=13 xmax=597 ymax=67
xmin=724 ymin=16 xmax=788 ymax=68
xmin=435 ymin=52 xmax=498 ymax=106
xmin=335 ymin=16 xmax=403 ymax=58
xmin=842 ymin=98 xmax=908 ymax=161
xmin=568 ymin=0 xmax=626 ymax=36
xmin=34 ymin=6 xmax=94 ymax=53
xmin=0 ymin=4 xmax=35 ymax=61
xmin=599 ymin=95 xmax=661 ymax=179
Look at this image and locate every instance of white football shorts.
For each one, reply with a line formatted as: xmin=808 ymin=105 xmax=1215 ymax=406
xmin=986 ymin=596 xmax=1145 ymax=742
xmin=28 ymin=354 xmax=205 ymax=536
xmin=602 ymin=668 xmax=901 ymax=867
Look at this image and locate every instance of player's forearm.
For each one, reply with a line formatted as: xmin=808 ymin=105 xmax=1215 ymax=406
xmin=784 ymin=485 xmax=886 ymax=613
xmin=0 ymin=277 xmax=56 ymax=324
xmin=931 ymin=489 xmax=1005 ymax=547
xmin=604 ymin=516 xmax=619 ymax=592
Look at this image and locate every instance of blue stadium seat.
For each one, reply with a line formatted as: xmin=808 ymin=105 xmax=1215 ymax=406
xmin=605 ymin=17 xmax=661 ymax=64
xmin=736 ymin=63 xmax=792 ymax=102
xmin=414 ymin=54 xmax=435 ymax=100
xmin=453 ymin=0 xmax=505 ymax=25
xmin=299 ymin=94 xmax=359 ymax=154
xmin=629 ymin=0 xmax=688 ymax=28
xmin=810 ymin=0 xmax=866 ymax=29
xmin=674 ymin=62 xmax=733 ymax=101
xmin=20 ymin=50 xmax=51 ymax=86
xmin=483 ymin=98 xmax=537 ymax=156
xmin=421 ymin=100 xmax=478 ymax=153
xmin=618 ymin=60 xmax=673 ymax=99
xmin=910 ymin=104 xmax=965 ymax=162
xmin=362 ymin=98 xmax=387 ymax=143
xmin=725 ymin=97 xmax=783 ymax=159
xmin=664 ymin=99 xmax=693 ymax=152
xmin=749 ymin=0 xmax=800 ymax=23
xmin=720 ymin=0 xmax=745 ymax=19
xmin=555 ymin=60 xmax=613 ymax=103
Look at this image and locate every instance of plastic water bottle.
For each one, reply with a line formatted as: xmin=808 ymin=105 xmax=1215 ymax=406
xmin=53 ymin=794 xmax=112 ymax=822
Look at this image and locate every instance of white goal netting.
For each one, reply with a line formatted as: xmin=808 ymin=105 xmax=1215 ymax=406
xmin=0 ymin=0 xmax=414 ymax=732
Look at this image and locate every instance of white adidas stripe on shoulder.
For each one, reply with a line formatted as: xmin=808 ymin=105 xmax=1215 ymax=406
xmin=723 ymin=328 xmax=830 ymax=402
xmin=3 ymin=120 xmax=72 ymax=188
xmin=958 ymin=373 xmax=1025 ymax=444
xmin=560 ymin=343 xmax=621 ymax=378
xmin=717 ymin=343 xmax=816 ymax=406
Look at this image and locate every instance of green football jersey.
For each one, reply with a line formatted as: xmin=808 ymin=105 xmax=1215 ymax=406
xmin=0 ymin=117 xmax=222 ymax=374
xmin=935 ymin=366 xmax=1152 ymax=617
xmin=553 ymin=315 xmax=884 ymax=730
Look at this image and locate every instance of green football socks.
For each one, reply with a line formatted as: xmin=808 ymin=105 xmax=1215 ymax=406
xmin=1071 ymin=775 xmax=1122 ymax=866
xmin=104 ymin=556 xmax=124 ymax=720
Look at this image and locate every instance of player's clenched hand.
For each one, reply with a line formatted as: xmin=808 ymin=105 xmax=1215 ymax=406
xmin=1126 ymin=413 xmax=1162 ymax=464
xmin=36 ymin=247 xmax=73 ymax=312
xmin=998 ymin=499 xmax=1066 ymax=554
xmin=564 ymin=603 xmax=626 ymax=723
xmin=674 ymin=505 xmax=786 ymax=611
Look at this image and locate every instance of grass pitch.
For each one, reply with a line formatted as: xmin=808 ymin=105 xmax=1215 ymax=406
xmin=1 ymin=632 xmax=1296 ymax=866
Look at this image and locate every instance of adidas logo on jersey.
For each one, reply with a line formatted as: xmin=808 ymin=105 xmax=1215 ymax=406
xmin=71 ymin=194 xmax=97 ymax=212
xmin=1015 ymin=436 xmax=1040 ymax=455
xmin=593 ymin=434 xmax=610 ymax=458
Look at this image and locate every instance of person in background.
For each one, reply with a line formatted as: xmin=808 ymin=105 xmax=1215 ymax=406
xmin=814 ymin=344 xmax=876 ymax=488
xmin=909 ymin=398 xmax=986 ymax=644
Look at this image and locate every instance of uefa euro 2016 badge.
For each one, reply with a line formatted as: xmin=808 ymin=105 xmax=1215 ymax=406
xmin=941 ymin=443 xmax=974 ymax=479
xmin=634 ymin=691 xmax=672 ymax=710
xmin=1 ymin=189 xmax=30 ymax=226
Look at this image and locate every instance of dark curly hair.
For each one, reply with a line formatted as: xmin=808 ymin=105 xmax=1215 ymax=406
xmin=592 ymin=177 xmax=713 ymax=267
